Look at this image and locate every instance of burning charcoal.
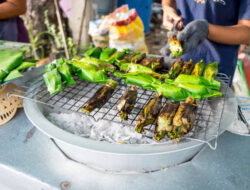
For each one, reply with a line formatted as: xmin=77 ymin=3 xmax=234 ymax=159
xmin=81 ymin=82 xmax=117 ymax=114
xmin=135 ymin=94 xmax=163 ymax=133
xmin=154 ymin=101 xmax=180 ymax=141
xmin=117 ymin=85 xmax=138 ymax=120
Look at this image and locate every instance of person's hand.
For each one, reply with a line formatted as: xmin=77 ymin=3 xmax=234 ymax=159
xmin=162 ymin=6 xmax=183 ymax=31
xmin=177 ymin=20 xmax=209 ymax=54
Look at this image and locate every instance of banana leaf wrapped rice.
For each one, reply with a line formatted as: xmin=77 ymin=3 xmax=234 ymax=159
xmin=135 ymin=94 xmax=162 ymax=133
xmin=140 ymin=56 xmax=164 ymax=70
xmin=191 ymin=60 xmax=205 ymax=76
xmin=168 ymin=58 xmax=184 ymax=79
xmin=203 ymin=62 xmax=218 ymax=79
xmin=81 ymin=82 xmax=117 ymax=114
xmin=117 ymin=85 xmax=138 ymax=120
xmin=180 ymin=59 xmax=194 ymax=75
xmin=168 ymin=35 xmax=183 ymax=57
xmin=154 ymin=101 xmax=180 ymax=141
xmin=168 ymin=97 xmax=197 ymax=141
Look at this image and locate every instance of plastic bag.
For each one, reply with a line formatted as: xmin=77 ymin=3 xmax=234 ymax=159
xmin=108 ymin=5 xmax=148 ymax=53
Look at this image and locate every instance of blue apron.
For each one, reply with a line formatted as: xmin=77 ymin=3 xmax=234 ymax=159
xmin=0 ymin=0 xmax=18 ymax=42
xmin=175 ymin=0 xmax=250 ymax=80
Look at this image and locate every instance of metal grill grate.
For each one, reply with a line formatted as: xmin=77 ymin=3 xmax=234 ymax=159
xmin=8 ymin=69 xmax=230 ymax=149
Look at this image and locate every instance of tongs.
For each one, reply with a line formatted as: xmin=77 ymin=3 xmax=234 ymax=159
xmin=238 ymin=105 xmax=250 ymax=133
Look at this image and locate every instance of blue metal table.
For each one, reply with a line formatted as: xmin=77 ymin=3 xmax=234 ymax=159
xmin=0 ymin=110 xmax=249 ymax=190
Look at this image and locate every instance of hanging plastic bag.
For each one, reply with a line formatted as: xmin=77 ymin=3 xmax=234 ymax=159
xmin=108 ymin=5 xmax=148 ymax=53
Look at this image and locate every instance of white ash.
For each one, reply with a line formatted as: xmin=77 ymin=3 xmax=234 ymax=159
xmin=47 ymin=112 xmax=156 ymax=144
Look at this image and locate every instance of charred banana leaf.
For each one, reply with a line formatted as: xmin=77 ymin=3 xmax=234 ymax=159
xmin=191 ymin=60 xmax=205 ymax=76
xmin=154 ymin=101 xmax=180 ymax=141
xmin=131 ymin=53 xmax=146 ymax=63
xmin=168 ymin=35 xmax=183 ymax=57
xmin=203 ymin=62 xmax=218 ymax=79
xmin=168 ymin=58 xmax=184 ymax=79
xmin=180 ymin=59 xmax=194 ymax=75
xmin=140 ymin=56 xmax=164 ymax=70
xmin=81 ymin=82 xmax=117 ymax=115
xmin=106 ymin=49 xmax=130 ymax=64
xmin=99 ymin=47 xmax=117 ymax=61
xmin=116 ymin=52 xmax=140 ymax=66
xmin=117 ymin=85 xmax=138 ymax=120
xmin=135 ymin=94 xmax=163 ymax=133
xmin=119 ymin=63 xmax=168 ymax=79
xmin=168 ymin=97 xmax=197 ymax=141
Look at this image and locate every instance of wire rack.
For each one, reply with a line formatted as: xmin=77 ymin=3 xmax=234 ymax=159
xmin=8 ymin=68 xmax=230 ymax=149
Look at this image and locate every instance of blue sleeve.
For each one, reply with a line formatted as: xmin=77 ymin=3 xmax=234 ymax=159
xmin=239 ymin=0 xmax=250 ymax=19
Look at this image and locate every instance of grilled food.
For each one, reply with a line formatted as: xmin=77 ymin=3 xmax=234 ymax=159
xmin=81 ymin=82 xmax=117 ymax=114
xmin=85 ymin=47 xmax=102 ymax=58
xmin=119 ymin=63 xmax=168 ymax=79
xmin=135 ymin=94 xmax=163 ymax=133
xmin=154 ymin=101 xmax=180 ymax=141
xmin=168 ymin=58 xmax=184 ymax=79
xmin=117 ymin=85 xmax=138 ymax=120
xmin=131 ymin=53 xmax=146 ymax=63
xmin=168 ymin=97 xmax=197 ymax=141
xmin=180 ymin=59 xmax=194 ymax=75
xmin=168 ymin=35 xmax=183 ymax=57
xmin=191 ymin=60 xmax=205 ymax=76
xmin=99 ymin=47 xmax=117 ymax=61
xmin=140 ymin=56 xmax=164 ymax=70
xmin=203 ymin=62 xmax=218 ymax=79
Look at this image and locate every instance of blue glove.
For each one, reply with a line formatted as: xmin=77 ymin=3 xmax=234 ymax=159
xmin=177 ymin=20 xmax=209 ymax=54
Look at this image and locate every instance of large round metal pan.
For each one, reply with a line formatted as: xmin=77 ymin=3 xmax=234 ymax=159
xmin=24 ymin=88 xmax=237 ymax=172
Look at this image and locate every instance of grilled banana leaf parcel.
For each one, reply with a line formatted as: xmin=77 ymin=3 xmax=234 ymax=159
xmin=119 ymin=63 xmax=168 ymax=79
xmin=175 ymin=83 xmax=222 ymax=98
xmin=140 ymin=56 xmax=164 ymax=70
xmin=131 ymin=53 xmax=146 ymax=63
xmin=155 ymin=83 xmax=193 ymax=101
xmin=180 ymin=59 xmax=194 ymax=75
xmin=107 ymin=49 xmax=130 ymax=64
xmin=117 ymin=85 xmax=137 ymax=120
xmin=168 ymin=97 xmax=197 ymax=141
xmin=191 ymin=60 xmax=205 ymax=76
xmin=135 ymin=94 xmax=163 ymax=133
xmin=16 ymin=61 xmax=36 ymax=71
xmin=79 ymin=57 xmax=116 ymax=72
xmin=3 ymin=70 xmax=23 ymax=82
xmin=81 ymin=82 xmax=117 ymax=114
xmin=171 ymin=74 xmax=221 ymax=90
xmin=203 ymin=62 xmax=218 ymax=79
xmin=43 ymin=68 xmax=63 ymax=95
xmin=168 ymin=58 xmax=184 ymax=79
xmin=84 ymin=47 xmax=102 ymax=58
xmin=168 ymin=35 xmax=183 ymax=57
xmin=73 ymin=62 xmax=114 ymax=84
xmin=154 ymin=101 xmax=180 ymax=141
xmin=99 ymin=47 xmax=117 ymax=61
xmin=57 ymin=63 xmax=76 ymax=87
xmin=114 ymin=72 xmax=162 ymax=91
xmin=116 ymin=52 xmax=140 ymax=65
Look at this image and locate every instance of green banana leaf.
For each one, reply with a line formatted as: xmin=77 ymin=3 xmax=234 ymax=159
xmin=16 ymin=62 xmax=36 ymax=71
xmin=119 ymin=63 xmax=168 ymax=79
xmin=114 ymin=72 xmax=162 ymax=90
xmin=43 ymin=68 xmax=63 ymax=95
xmin=191 ymin=60 xmax=205 ymax=76
xmin=155 ymin=83 xmax=194 ymax=101
xmin=99 ymin=48 xmax=117 ymax=61
xmin=3 ymin=70 xmax=23 ymax=82
xmin=168 ymin=74 xmax=221 ymax=90
xmin=0 ymin=50 xmax=24 ymax=81
xmin=79 ymin=57 xmax=116 ymax=72
xmin=85 ymin=47 xmax=102 ymax=58
xmin=58 ymin=63 xmax=76 ymax=87
xmin=175 ymin=83 xmax=222 ymax=98
xmin=73 ymin=62 xmax=115 ymax=84
xmin=106 ymin=49 xmax=131 ymax=64
xmin=45 ymin=63 xmax=57 ymax=72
